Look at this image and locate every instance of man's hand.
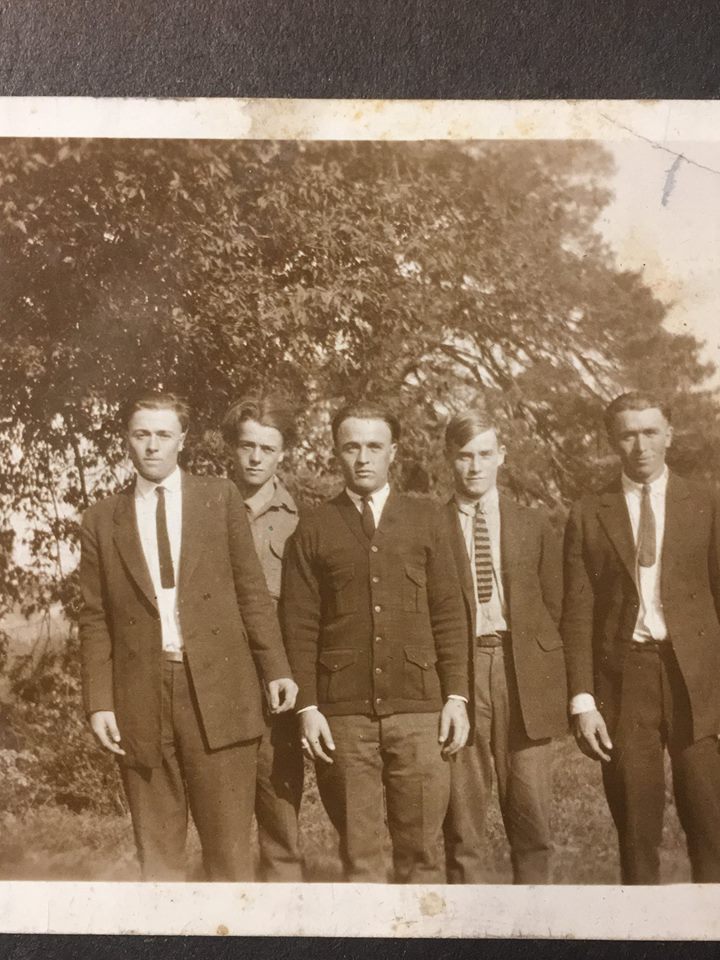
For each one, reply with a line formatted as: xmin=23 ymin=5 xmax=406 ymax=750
xmin=267 ymin=678 xmax=298 ymax=714
xmin=89 ymin=710 xmax=126 ymax=756
xmin=299 ymin=708 xmax=336 ymax=764
xmin=572 ymin=709 xmax=613 ymax=762
xmin=438 ymin=698 xmax=469 ymax=758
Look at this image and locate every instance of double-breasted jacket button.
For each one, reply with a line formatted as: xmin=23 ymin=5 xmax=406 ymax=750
xmin=371 ymin=545 xmax=379 ymax=553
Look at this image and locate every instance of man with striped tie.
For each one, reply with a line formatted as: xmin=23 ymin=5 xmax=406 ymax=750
xmin=563 ymin=391 xmax=720 ymax=883
xmin=441 ymin=410 xmax=567 ymax=884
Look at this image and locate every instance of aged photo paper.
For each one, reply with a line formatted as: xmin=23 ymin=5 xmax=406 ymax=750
xmin=2 ymin=97 xmax=720 ymax=937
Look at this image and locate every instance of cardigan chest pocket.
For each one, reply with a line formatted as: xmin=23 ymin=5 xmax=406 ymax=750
xmin=402 ymin=563 xmax=428 ymax=612
xmin=402 ymin=645 xmax=440 ymax=700
xmin=318 ymin=649 xmax=359 ymax=703
xmin=329 ymin=564 xmax=357 ymax=616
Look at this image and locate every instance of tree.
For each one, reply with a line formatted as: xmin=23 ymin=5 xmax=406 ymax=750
xmin=1 ymin=137 xmax=717 ymax=619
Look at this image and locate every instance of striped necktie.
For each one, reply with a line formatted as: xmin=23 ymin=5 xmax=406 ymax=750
xmin=473 ymin=502 xmax=493 ymax=604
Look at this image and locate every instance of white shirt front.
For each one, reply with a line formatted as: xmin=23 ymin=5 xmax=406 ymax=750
xmin=345 ymin=482 xmax=391 ymax=526
xmin=570 ymin=467 xmax=669 ymax=716
xmin=455 ymin=488 xmax=509 ymax=635
xmin=622 ymin=468 xmax=669 ymax=642
xmin=134 ymin=465 xmax=184 ymax=653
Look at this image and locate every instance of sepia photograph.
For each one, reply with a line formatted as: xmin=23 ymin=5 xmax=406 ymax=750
xmin=1 ymin=98 xmax=720 ymax=936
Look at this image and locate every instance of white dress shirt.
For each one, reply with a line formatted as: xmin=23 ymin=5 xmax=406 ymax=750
xmin=570 ymin=467 xmax=669 ymax=716
xmin=455 ymin=488 xmax=509 ymax=635
xmin=345 ymin=482 xmax=391 ymax=526
xmin=134 ymin=466 xmax=184 ymax=653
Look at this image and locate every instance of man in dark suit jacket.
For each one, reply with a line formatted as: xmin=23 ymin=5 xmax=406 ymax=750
xmin=281 ymin=401 xmax=470 ymax=883
xmin=441 ymin=410 xmax=567 ymax=884
xmin=80 ymin=391 xmax=297 ymax=881
xmin=563 ymin=391 xmax=720 ymax=883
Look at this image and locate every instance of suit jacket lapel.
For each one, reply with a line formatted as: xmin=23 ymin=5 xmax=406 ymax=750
xmin=178 ymin=472 xmax=205 ymax=591
xmin=334 ymin=490 xmax=371 ymax=550
xmin=597 ymin=483 xmax=636 ymax=583
xmin=113 ymin=482 xmax=158 ymax=610
xmin=499 ymin=495 xmax=524 ymax=609
xmin=661 ymin=472 xmax=693 ymax=593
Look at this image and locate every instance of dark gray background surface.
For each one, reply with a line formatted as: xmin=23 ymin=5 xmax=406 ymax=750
xmin=0 ymin=1 xmax=717 ymax=958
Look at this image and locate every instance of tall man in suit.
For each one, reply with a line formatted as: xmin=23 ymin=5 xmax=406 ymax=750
xmin=441 ymin=410 xmax=567 ymax=884
xmin=282 ymin=401 xmax=470 ymax=883
xmin=80 ymin=391 xmax=297 ymax=881
xmin=563 ymin=391 xmax=720 ymax=883
xmin=221 ymin=395 xmax=304 ymax=882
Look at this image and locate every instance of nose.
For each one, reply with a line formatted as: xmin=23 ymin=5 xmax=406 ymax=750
xmin=249 ymin=445 xmax=262 ymax=464
xmin=146 ymin=434 xmax=159 ymax=451
xmin=357 ymin=446 xmax=370 ymax=465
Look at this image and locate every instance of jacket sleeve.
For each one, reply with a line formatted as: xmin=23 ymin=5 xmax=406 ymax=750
xmin=538 ymin=513 xmax=564 ymax=627
xmin=225 ymin=482 xmax=291 ymax=682
xmin=280 ymin=518 xmax=321 ymax=711
xmin=78 ymin=508 xmax=115 ymax=715
xmin=561 ymin=500 xmax=596 ymax=698
xmin=427 ymin=508 xmax=470 ymax=701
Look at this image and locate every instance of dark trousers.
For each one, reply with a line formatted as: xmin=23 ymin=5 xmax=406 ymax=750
xmin=316 ymin=712 xmax=450 ymax=883
xmin=121 ymin=660 xmax=259 ymax=882
xmin=255 ymin=712 xmax=304 ymax=881
xmin=602 ymin=643 xmax=720 ymax=884
xmin=444 ymin=643 xmax=553 ymax=884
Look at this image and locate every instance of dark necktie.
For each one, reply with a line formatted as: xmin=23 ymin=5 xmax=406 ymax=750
xmin=361 ymin=495 xmax=376 ymax=540
xmin=156 ymin=486 xmax=175 ymax=588
xmin=637 ymin=483 xmax=656 ymax=568
xmin=473 ymin=503 xmax=494 ymax=604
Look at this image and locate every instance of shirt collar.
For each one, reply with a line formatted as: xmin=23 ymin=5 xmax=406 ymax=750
xmin=244 ymin=478 xmax=297 ymax=519
xmin=622 ymin=466 xmax=669 ymax=496
xmin=135 ymin=466 xmax=182 ymax=501
xmin=345 ymin=482 xmax=391 ymax=512
xmin=455 ymin=485 xmax=500 ymax=517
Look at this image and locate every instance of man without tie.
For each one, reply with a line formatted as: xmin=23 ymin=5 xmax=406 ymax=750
xmin=281 ymin=401 xmax=470 ymax=882
xmin=563 ymin=391 xmax=720 ymax=883
xmin=441 ymin=410 xmax=567 ymax=884
xmin=79 ymin=391 xmax=297 ymax=880
xmin=221 ymin=395 xmax=304 ymax=881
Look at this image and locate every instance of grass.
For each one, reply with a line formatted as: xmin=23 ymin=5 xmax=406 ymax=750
xmin=0 ymin=734 xmax=690 ymax=883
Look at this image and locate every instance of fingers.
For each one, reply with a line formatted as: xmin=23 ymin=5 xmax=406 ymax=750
xmin=300 ymin=711 xmax=335 ymax=764
xmin=442 ymin=714 xmax=469 ymax=757
xmin=267 ymin=681 xmax=281 ymax=712
xmin=573 ymin=711 xmax=612 ymax=762
xmin=90 ymin=712 xmax=125 ymax=756
xmin=275 ymin=679 xmax=298 ymax=714
xmin=437 ymin=708 xmax=450 ymax=745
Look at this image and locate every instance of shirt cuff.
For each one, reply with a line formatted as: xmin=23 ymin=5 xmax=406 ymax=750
xmin=447 ymin=694 xmax=468 ymax=704
xmin=296 ymin=705 xmax=318 ymax=714
xmin=570 ymin=693 xmax=597 ymax=715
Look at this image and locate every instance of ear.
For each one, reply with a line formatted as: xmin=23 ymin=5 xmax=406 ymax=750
xmin=389 ymin=442 xmax=398 ymax=464
xmin=665 ymin=425 xmax=674 ymax=448
xmin=278 ymin=449 xmax=286 ymax=466
xmin=178 ymin=432 xmax=187 ymax=452
xmin=497 ymin=444 xmax=507 ymax=467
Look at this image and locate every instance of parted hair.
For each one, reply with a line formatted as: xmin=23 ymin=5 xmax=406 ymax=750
xmin=331 ymin=402 xmax=401 ymax=445
xmin=603 ymin=391 xmax=672 ymax=434
xmin=121 ymin=391 xmax=191 ymax=432
xmin=221 ymin=395 xmax=298 ymax=449
xmin=444 ymin=409 xmax=499 ymax=451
